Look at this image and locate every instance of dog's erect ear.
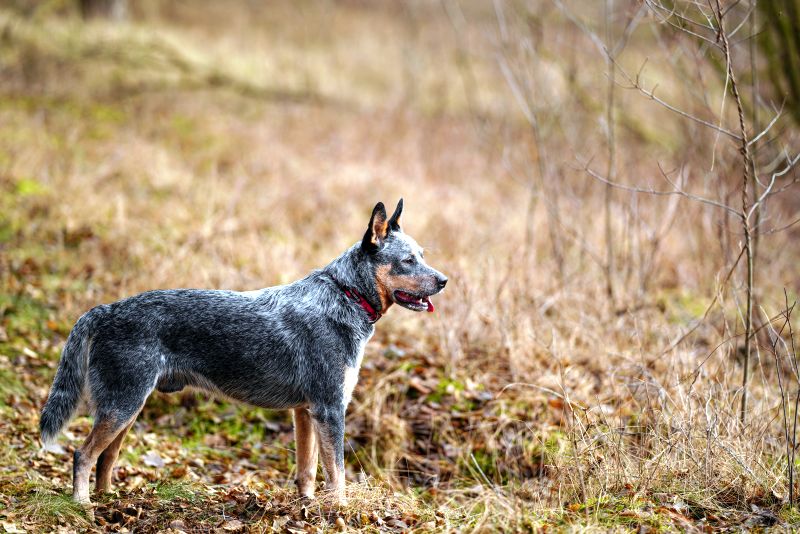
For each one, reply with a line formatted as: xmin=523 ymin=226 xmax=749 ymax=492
xmin=388 ymin=198 xmax=403 ymax=232
xmin=361 ymin=202 xmax=389 ymax=253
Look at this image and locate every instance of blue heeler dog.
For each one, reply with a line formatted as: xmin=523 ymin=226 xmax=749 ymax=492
xmin=39 ymin=199 xmax=447 ymax=505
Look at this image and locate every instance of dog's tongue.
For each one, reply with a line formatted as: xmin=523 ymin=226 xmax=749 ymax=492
xmin=426 ymin=297 xmax=435 ymax=313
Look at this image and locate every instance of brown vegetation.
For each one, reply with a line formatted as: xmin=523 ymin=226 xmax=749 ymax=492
xmin=0 ymin=0 xmax=798 ymax=531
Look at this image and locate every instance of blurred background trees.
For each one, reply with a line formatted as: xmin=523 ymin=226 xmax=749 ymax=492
xmin=0 ymin=0 xmax=798 ymax=529
xmin=759 ymin=0 xmax=800 ymax=125
xmin=78 ymin=0 xmax=127 ymax=20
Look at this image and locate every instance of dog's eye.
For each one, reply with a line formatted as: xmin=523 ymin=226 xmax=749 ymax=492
xmin=401 ymin=257 xmax=415 ymax=265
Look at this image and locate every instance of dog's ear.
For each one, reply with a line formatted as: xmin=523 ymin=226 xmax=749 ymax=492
xmin=361 ymin=202 xmax=389 ymax=253
xmin=388 ymin=198 xmax=403 ymax=232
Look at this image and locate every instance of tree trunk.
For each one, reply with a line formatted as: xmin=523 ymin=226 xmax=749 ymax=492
xmin=79 ymin=0 xmax=127 ymax=21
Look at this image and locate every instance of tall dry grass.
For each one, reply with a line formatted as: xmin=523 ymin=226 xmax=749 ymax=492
xmin=1 ymin=0 xmax=798 ymax=530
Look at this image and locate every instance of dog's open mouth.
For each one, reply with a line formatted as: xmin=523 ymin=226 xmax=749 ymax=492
xmin=394 ymin=290 xmax=435 ymax=312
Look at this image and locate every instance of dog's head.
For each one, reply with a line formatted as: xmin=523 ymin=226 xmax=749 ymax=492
xmin=360 ymin=199 xmax=447 ymax=313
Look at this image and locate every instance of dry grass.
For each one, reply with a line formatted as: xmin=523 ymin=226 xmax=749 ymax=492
xmin=0 ymin=0 xmax=799 ymax=531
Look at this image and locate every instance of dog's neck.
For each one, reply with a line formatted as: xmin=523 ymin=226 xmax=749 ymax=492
xmin=322 ymin=243 xmax=385 ymax=318
xmin=333 ymin=282 xmax=381 ymax=323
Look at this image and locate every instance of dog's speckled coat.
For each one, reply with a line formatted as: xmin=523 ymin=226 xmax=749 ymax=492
xmin=39 ymin=199 xmax=447 ymax=504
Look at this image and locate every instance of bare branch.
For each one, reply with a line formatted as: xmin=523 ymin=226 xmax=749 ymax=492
xmin=726 ymin=4 xmax=754 ymax=39
xmin=614 ymin=59 xmax=742 ymax=141
xmin=759 ymin=214 xmax=800 ymax=236
xmin=581 ymin=160 xmax=740 ymax=216
xmin=670 ymin=244 xmax=746 ymax=357
xmin=611 ymin=4 xmax=648 ymax=57
xmin=646 ymin=0 xmax=717 ymax=32
xmin=747 ymin=104 xmax=783 ymax=147
xmin=552 ymin=0 xmax=606 ymax=57
xmin=646 ymin=0 xmax=721 ymax=47
xmin=496 ymin=55 xmax=536 ymax=128
xmin=748 ymin=152 xmax=800 ymax=219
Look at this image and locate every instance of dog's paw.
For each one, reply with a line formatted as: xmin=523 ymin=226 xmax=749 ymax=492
xmin=330 ymin=489 xmax=348 ymax=507
xmin=318 ymin=487 xmax=347 ymax=508
xmin=73 ymin=494 xmax=92 ymax=505
xmin=73 ymin=497 xmax=95 ymax=521
xmin=297 ymin=491 xmax=316 ymax=501
xmin=296 ymin=480 xmax=316 ymax=500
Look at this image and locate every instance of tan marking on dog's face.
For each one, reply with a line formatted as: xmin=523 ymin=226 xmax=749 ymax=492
xmin=374 ymin=264 xmax=394 ymax=312
xmin=376 ymin=264 xmax=425 ymax=310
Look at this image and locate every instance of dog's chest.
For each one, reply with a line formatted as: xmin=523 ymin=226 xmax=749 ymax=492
xmin=342 ymin=340 xmax=367 ymax=407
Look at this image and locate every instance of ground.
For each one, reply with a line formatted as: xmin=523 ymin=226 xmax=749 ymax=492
xmin=0 ymin=1 xmax=799 ymax=532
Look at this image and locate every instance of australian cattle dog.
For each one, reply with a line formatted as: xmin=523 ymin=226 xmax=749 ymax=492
xmin=40 ymin=199 xmax=447 ymax=505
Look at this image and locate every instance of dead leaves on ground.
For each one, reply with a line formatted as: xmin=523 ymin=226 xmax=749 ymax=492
xmin=84 ymin=485 xmax=442 ymax=533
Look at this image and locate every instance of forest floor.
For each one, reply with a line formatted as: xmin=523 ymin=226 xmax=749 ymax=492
xmin=1 ymin=1 xmax=799 ymax=532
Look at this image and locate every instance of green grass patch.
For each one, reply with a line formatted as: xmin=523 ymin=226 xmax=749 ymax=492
xmin=527 ymin=430 xmax=568 ymax=466
xmin=151 ymin=480 xmax=198 ymax=502
xmin=0 ymin=293 xmax=52 ymax=337
xmin=659 ymin=290 xmax=711 ymax=325
xmin=426 ymin=378 xmax=466 ymax=403
xmin=559 ymin=495 xmax=671 ymax=531
xmin=465 ymin=448 xmax=504 ymax=484
xmin=780 ymin=504 xmax=800 ymax=525
xmin=0 ymin=367 xmax=25 ymax=403
xmin=15 ymin=177 xmax=48 ymax=197
xmin=20 ymin=490 xmax=90 ymax=527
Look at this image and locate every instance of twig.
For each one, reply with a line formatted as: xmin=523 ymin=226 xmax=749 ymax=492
xmin=667 ymin=244 xmax=745 ymax=357
xmin=613 ymin=58 xmax=742 ymax=141
xmin=748 ymin=152 xmax=800 ymax=219
xmin=710 ymin=0 xmax=756 ymax=425
xmin=747 ymin=104 xmax=782 ymax=147
xmin=581 ymin=160 xmax=740 ymax=217
xmin=718 ymin=443 xmax=759 ymax=481
xmin=786 ymin=290 xmax=799 ymax=506
xmin=764 ymin=303 xmax=792 ymax=503
xmin=496 ymin=382 xmax=587 ymax=411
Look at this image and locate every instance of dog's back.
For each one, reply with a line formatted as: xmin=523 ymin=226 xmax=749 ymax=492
xmin=42 ymin=279 xmax=367 ymax=442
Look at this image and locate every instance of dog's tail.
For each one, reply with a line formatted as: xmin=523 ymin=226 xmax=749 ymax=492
xmin=39 ymin=306 xmax=105 ymax=445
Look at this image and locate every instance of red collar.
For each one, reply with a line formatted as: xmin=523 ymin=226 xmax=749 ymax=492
xmin=342 ymin=286 xmax=382 ymax=323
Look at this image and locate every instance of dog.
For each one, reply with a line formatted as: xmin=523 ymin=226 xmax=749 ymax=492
xmin=39 ymin=199 xmax=447 ymax=505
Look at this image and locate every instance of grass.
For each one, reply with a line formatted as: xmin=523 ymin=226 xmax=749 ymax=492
xmin=151 ymin=480 xmax=197 ymax=502
xmin=0 ymin=0 xmax=798 ymax=532
xmin=0 ymin=367 xmax=25 ymax=404
xmin=16 ymin=486 xmax=90 ymax=530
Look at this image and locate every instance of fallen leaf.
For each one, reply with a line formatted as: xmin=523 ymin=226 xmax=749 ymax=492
xmin=171 ymin=465 xmax=187 ymax=478
xmin=385 ymin=518 xmax=408 ymax=529
xmin=41 ymin=442 xmax=66 ymax=455
xmin=408 ymin=377 xmax=431 ymax=394
xmin=142 ymin=450 xmax=165 ymax=468
xmin=272 ymin=516 xmax=290 ymax=529
xmin=221 ymin=519 xmax=244 ymax=531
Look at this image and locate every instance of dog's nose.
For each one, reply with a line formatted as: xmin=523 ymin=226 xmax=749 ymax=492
xmin=437 ymin=277 xmax=448 ymax=290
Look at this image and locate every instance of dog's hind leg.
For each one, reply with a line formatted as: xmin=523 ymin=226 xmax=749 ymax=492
xmin=73 ymin=338 xmax=158 ymax=504
xmin=293 ymin=407 xmax=318 ymax=498
xmin=310 ymin=405 xmax=346 ymax=505
xmin=72 ymin=415 xmax=132 ymax=504
xmin=95 ymin=410 xmax=140 ymax=494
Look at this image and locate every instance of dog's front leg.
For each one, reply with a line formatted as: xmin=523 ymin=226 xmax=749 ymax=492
xmin=310 ymin=405 xmax=347 ymax=505
xmin=293 ymin=407 xmax=318 ymax=498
